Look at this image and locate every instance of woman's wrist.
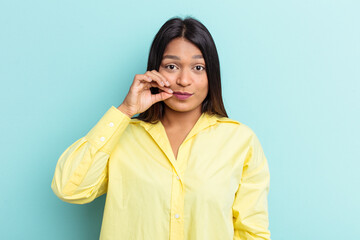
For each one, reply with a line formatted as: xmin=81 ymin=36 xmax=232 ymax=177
xmin=117 ymin=104 xmax=135 ymax=118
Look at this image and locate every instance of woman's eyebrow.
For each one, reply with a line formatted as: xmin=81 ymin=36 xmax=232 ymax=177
xmin=162 ymin=54 xmax=203 ymax=60
xmin=192 ymin=54 xmax=203 ymax=59
xmin=163 ymin=55 xmax=180 ymax=60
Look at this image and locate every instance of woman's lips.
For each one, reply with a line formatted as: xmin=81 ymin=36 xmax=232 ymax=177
xmin=173 ymin=91 xmax=193 ymax=100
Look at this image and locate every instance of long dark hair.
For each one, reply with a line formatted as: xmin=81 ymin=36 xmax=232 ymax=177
xmin=134 ymin=16 xmax=228 ymax=123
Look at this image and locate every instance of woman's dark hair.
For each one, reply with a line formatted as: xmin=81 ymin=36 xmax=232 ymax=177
xmin=134 ymin=16 xmax=228 ymax=123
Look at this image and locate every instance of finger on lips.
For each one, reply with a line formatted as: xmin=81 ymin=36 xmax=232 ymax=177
xmin=147 ymin=71 xmax=170 ymax=87
xmin=137 ymin=71 xmax=172 ymax=94
xmin=150 ymin=82 xmax=173 ymax=94
xmin=150 ymin=70 xmax=170 ymax=87
xmin=148 ymin=76 xmax=164 ymax=87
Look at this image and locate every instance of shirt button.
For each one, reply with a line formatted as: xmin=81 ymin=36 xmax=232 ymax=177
xmin=176 ymin=176 xmax=180 ymax=180
xmin=109 ymin=122 xmax=114 ymax=127
xmin=100 ymin=137 xmax=105 ymax=141
xmin=174 ymin=214 xmax=180 ymax=219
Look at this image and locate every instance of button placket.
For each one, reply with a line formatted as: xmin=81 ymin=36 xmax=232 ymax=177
xmin=170 ymin=170 xmax=184 ymax=239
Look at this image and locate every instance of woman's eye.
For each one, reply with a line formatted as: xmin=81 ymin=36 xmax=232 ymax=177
xmin=165 ymin=64 xmax=177 ymax=70
xmin=195 ymin=65 xmax=205 ymax=71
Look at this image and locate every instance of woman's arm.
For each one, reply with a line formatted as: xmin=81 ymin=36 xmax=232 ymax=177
xmin=51 ymin=70 xmax=173 ymax=204
xmin=51 ymin=106 xmax=131 ymax=204
xmin=232 ymin=133 xmax=271 ymax=239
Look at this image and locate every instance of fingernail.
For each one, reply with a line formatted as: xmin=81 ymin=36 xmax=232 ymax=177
xmin=166 ymin=81 xmax=170 ymax=86
xmin=161 ymin=81 xmax=165 ymax=86
xmin=168 ymin=89 xmax=173 ymax=93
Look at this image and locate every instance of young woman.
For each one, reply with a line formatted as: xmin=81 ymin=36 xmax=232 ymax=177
xmin=51 ymin=16 xmax=271 ymax=240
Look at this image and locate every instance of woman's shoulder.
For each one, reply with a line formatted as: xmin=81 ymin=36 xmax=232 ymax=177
xmin=212 ymin=114 xmax=257 ymax=139
xmin=127 ymin=117 xmax=151 ymax=129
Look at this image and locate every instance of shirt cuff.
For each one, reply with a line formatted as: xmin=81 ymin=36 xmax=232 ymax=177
xmin=85 ymin=105 xmax=131 ymax=154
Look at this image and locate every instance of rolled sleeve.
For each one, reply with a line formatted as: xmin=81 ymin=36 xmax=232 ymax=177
xmin=51 ymin=106 xmax=131 ymax=204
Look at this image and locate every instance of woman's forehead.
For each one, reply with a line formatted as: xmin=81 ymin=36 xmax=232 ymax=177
xmin=163 ymin=38 xmax=202 ymax=55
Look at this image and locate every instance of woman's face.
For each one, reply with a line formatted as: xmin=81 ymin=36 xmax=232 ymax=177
xmin=159 ymin=37 xmax=208 ymax=114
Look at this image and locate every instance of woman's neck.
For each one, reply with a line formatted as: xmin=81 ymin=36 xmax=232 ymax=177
xmin=160 ymin=106 xmax=202 ymax=130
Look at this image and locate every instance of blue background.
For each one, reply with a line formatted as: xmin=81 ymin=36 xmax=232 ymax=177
xmin=1 ymin=0 xmax=359 ymax=239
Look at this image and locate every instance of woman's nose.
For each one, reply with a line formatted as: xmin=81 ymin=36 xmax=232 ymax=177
xmin=176 ymin=70 xmax=191 ymax=86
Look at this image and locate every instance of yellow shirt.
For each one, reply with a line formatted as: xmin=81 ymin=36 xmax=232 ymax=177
xmin=51 ymin=106 xmax=271 ymax=240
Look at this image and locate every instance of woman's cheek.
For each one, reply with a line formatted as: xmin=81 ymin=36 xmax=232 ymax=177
xmin=162 ymin=73 xmax=177 ymax=84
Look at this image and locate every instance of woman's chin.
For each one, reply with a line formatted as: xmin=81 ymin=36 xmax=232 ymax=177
xmin=163 ymin=102 xmax=200 ymax=113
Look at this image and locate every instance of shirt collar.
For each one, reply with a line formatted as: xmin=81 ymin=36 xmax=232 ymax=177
xmin=130 ymin=112 xmax=239 ymax=141
xmin=130 ymin=113 xmax=239 ymax=174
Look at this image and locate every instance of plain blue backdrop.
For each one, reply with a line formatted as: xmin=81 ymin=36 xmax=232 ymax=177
xmin=1 ymin=0 xmax=359 ymax=239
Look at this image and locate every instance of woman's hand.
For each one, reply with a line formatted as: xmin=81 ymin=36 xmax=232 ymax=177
xmin=117 ymin=70 xmax=173 ymax=118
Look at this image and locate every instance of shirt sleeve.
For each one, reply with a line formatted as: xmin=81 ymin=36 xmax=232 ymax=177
xmin=51 ymin=106 xmax=131 ymax=204
xmin=232 ymin=133 xmax=271 ymax=239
